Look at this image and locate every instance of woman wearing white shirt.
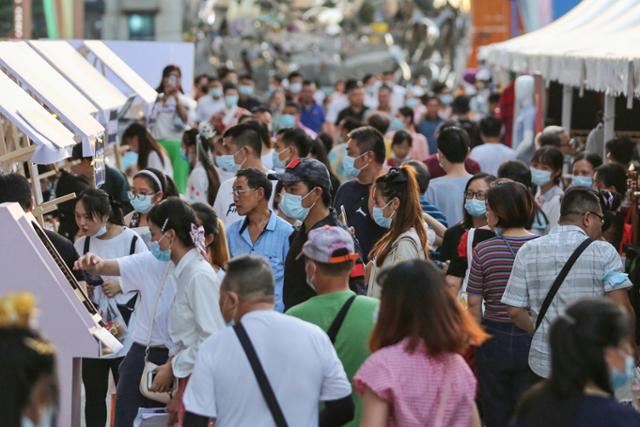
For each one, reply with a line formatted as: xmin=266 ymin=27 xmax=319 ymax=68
xmin=73 ymin=189 xmax=147 ymax=427
xmin=75 ymin=212 xmax=176 ymax=426
xmin=124 ymin=168 xmax=169 ymax=246
xmin=122 ymin=123 xmax=174 ymax=178
xmin=182 ymin=127 xmax=220 ymax=205
xmin=147 ymin=198 xmax=224 ymax=424
xmin=149 ymin=65 xmax=197 ymax=193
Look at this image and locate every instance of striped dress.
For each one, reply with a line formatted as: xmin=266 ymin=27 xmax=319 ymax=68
xmin=467 ymin=235 xmax=539 ymax=322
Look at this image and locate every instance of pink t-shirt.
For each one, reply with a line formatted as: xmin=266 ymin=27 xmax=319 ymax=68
xmin=354 ymin=339 xmax=476 ymax=427
xmin=409 ymin=131 xmax=430 ymax=161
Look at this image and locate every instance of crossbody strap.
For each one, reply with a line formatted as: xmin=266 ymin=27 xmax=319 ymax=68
xmin=234 ymin=322 xmax=288 ymax=427
xmin=144 ymin=263 xmax=171 ymax=361
xmin=534 ymin=238 xmax=594 ymax=332
xmin=327 ymin=295 xmax=356 ymax=344
xmin=129 ymin=234 xmax=139 ymax=255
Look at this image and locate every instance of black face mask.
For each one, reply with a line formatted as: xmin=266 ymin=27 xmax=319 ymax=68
xmin=200 ymin=85 xmax=209 ymax=94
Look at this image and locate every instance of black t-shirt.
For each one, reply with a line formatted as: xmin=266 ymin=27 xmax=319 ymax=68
xmin=44 ymin=229 xmax=84 ymax=281
xmin=510 ymin=395 xmax=640 ymax=427
xmin=441 ymin=223 xmax=495 ymax=278
xmin=335 ymin=106 xmax=369 ymax=125
xmin=284 ymin=211 xmax=339 ymax=310
xmin=333 ymin=180 xmax=385 ymax=260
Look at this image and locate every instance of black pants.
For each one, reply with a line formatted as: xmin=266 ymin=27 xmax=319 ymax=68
xmin=115 ymin=343 xmax=169 ymax=427
xmin=82 ymin=357 xmax=123 ymax=427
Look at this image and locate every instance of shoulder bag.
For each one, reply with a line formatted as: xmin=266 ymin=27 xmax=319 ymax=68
xmin=139 ymin=264 xmax=178 ymax=403
xmin=327 ymin=295 xmax=357 ymax=344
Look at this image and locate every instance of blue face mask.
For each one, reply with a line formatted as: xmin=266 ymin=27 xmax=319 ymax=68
xmin=272 ymin=149 xmax=289 ymax=170
xmin=121 ymin=151 xmax=139 ymax=170
xmin=611 ymin=355 xmax=635 ymax=390
xmin=224 ymin=95 xmax=238 ymax=108
xmin=210 ymin=87 xmax=223 ymax=98
xmin=180 ymin=147 xmax=190 ymax=163
xmin=531 ymin=167 xmax=552 ymax=187
xmin=239 ymin=85 xmax=254 ymax=96
xmin=572 ymin=175 xmax=593 ymax=187
xmin=439 ymin=94 xmax=453 ymax=105
xmin=343 ymin=154 xmax=367 ymax=178
xmin=129 ymin=194 xmax=154 ymax=214
xmin=149 ymin=233 xmax=171 ymax=262
xmin=372 ymin=200 xmax=394 ymax=229
xmin=280 ymin=191 xmax=314 ymax=221
xmin=217 ymin=151 xmax=242 ymax=173
xmin=279 ymin=114 xmax=296 ymax=129
xmin=405 ymin=98 xmax=418 ymax=108
xmin=94 ymin=224 xmax=107 ymax=238
xmin=289 ymin=82 xmax=302 ymax=94
xmin=390 ymin=117 xmax=404 ymax=132
xmin=464 ymin=199 xmax=487 ymax=217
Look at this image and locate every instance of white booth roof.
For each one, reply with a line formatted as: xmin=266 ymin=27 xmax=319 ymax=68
xmin=480 ymin=0 xmax=640 ymax=97
xmin=0 ymin=71 xmax=76 ymax=164
xmin=0 ymin=42 xmax=104 ymax=142
xmin=29 ymin=40 xmax=129 ymax=113
xmin=83 ymin=40 xmax=158 ymax=105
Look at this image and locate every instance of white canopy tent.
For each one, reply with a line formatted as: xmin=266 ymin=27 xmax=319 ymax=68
xmin=83 ymin=40 xmax=158 ymax=106
xmin=480 ymin=0 xmax=640 ymax=150
xmin=0 ymin=42 xmax=104 ymax=150
xmin=481 ymin=0 xmax=640 ymax=98
xmin=0 ymin=71 xmax=76 ymax=164
xmin=28 ymin=40 xmax=129 ymax=114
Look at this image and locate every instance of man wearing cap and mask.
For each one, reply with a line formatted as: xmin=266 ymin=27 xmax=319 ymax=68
xmin=287 ymin=225 xmax=378 ymax=427
xmin=271 ymin=158 xmax=365 ymax=310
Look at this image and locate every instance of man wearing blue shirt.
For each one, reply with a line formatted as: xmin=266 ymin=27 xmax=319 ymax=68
xmin=299 ymin=81 xmax=325 ymax=134
xmin=226 ymin=168 xmax=293 ymax=312
xmin=418 ymin=95 xmax=444 ymax=155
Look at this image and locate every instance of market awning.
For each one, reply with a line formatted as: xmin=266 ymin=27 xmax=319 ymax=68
xmin=480 ymin=0 xmax=640 ymax=97
xmin=83 ymin=40 xmax=158 ymax=105
xmin=0 ymin=71 xmax=76 ymax=164
xmin=0 ymin=42 xmax=104 ymax=146
xmin=29 ymin=40 xmax=129 ymax=113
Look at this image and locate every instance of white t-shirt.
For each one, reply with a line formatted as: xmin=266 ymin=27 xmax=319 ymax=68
xmin=74 ymin=227 xmax=148 ymax=358
xmin=116 ymin=251 xmax=175 ymax=349
xmin=261 ymin=148 xmax=274 ymax=171
xmin=185 ymin=164 xmax=210 ymax=204
xmin=150 ymin=93 xmax=197 ymax=141
xmin=469 ymin=143 xmax=516 ymax=176
xmin=183 ymin=310 xmax=352 ymax=426
xmin=196 ymin=96 xmax=225 ymax=123
xmin=213 ymin=173 xmax=276 ymax=226
xmin=148 ymin=150 xmax=174 ymax=178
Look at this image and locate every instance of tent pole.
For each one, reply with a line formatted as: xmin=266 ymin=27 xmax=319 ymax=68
xmin=561 ymin=85 xmax=573 ymax=133
xmin=603 ymin=94 xmax=616 ymax=158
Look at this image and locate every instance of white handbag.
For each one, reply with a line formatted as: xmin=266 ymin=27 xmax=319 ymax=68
xmin=138 ymin=265 xmax=177 ymax=404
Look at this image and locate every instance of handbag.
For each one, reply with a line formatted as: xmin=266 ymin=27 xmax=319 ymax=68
xmin=139 ymin=264 xmax=178 ymax=404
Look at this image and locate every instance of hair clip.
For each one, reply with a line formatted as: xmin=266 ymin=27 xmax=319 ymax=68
xmin=561 ymin=314 xmax=576 ymax=325
xmin=160 ymin=218 xmax=169 ymax=233
xmin=190 ymin=223 xmax=207 ymax=259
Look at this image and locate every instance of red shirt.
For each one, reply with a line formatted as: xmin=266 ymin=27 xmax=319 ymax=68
xmin=423 ymin=155 xmax=481 ymax=179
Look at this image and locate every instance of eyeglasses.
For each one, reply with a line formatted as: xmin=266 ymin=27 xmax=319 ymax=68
xmin=232 ymin=187 xmax=256 ymax=197
xmin=587 ymin=211 xmax=605 ymax=224
xmin=128 ymin=191 xmax=156 ymax=201
xmin=465 ymin=191 xmax=486 ymax=201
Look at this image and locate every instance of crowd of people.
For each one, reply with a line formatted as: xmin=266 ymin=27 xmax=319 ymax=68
xmin=2 ymin=64 xmax=640 ymax=427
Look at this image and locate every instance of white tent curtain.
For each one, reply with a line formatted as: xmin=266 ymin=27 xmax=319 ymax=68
xmin=480 ymin=0 xmax=640 ymax=97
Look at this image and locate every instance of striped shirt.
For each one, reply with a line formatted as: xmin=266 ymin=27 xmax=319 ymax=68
xmin=419 ymin=195 xmax=448 ymax=228
xmin=467 ymin=235 xmax=539 ymax=322
xmin=501 ymin=225 xmax=632 ymax=378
